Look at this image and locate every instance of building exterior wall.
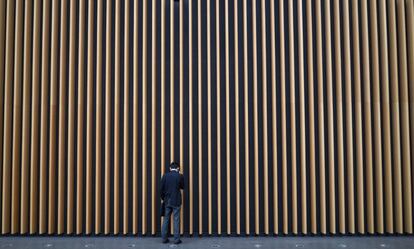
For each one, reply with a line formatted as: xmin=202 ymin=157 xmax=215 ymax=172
xmin=0 ymin=0 xmax=414 ymax=236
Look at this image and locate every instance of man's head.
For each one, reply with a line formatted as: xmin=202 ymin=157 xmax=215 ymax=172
xmin=169 ymin=162 xmax=180 ymax=172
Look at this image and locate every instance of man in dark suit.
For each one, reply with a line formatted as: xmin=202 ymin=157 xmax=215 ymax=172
xmin=160 ymin=162 xmax=184 ymax=244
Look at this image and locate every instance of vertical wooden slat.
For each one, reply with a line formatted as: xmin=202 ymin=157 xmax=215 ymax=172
xmin=306 ymin=0 xmax=317 ymax=234
xmin=142 ymin=0 xmax=149 ymax=235
xmin=198 ymin=0 xmax=203 ymax=234
xmin=86 ymin=0 xmax=94 ymax=235
xmin=388 ymin=0 xmax=403 ymax=234
xmin=95 ymin=0 xmax=103 ymax=234
xmin=47 ymin=0 xmax=59 ymax=234
xmin=225 ymin=0 xmax=232 ymax=235
xmin=361 ymin=0 xmax=374 ymax=234
xmin=132 ymin=0 xmax=139 ymax=235
xmin=288 ymin=0 xmax=297 ymax=234
xmin=369 ymin=0 xmax=384 ymax=234
xmin=207 ymin=0 xmax=213 ymax=235
xmin=114 ymin=0 xmax=121 ymax=235
xmin=260 ymin=0 xmax=269 ymax=236
xmin=151 ymin=0 xmax=158 ymax=235
xmin=407 ymin=2 xmax=414 ymax=229
xmin=297 ymin=0 xmax=307 ymax=235
xmin=58 ymin=0 xmax=68 ymax=235
xmin=396 ymin=0 xmax=413 ymax=234
xmin=104 ymin=0 xmax=112 ymax=235
xmin=343 ymin=0 xmax=355 ymax=234
xmin=216 ymin=0 xmax=222 ymax=235
xmin=67 ymin=0 xmax=77 ymax=234
xmin=21 ymin=0 xmax=34 ymax=235
xmin=324 ymin=0 xmax=335 ymax=234
xmin=189 ymin=0 xmax=194 ymax=236
xmin=279 ymin=0 xmax=288 ymax=235
xmin=170 ymin=0 xmax=175 ymax=162
xmin=29 ymin=0 xmax=41 ymax=234
xmin=315 ymin=0 xmax=326 ymax=234
xmin=1 ymin=0 xmax=15 ymax=234
xmin=39 ymin=0 xmax=51 ymax=234
xmin=0 ymin=0 xmax=6 ymax=202
xmin=76 ymin=0 xmax=86 ymax=234
xmin=351 ymin=0 xmax=365 ymax=234
xmin=10 ymin=0 xmax=23 ymax=234
xmin=123 ymin=1 xmax=130 ymax=234
xmin=252 ymin=0 xmax=259 ymax=235
xmin=242 ymin=0 xmax=250 ymax=235
xmin=179 ymin=0 xmax=184 ymax=235
xmin=378 ymin=0 xmax=393 ymax=234
xmin=161 ymin=0 xmax=167 ymax=179
xmin=270 ymin=0 xmax=278 ymax=235
xmin=124 ymin=0 xmax=130 ymax=236
xmin=234 ymin=0 xmax=241 ymax=235
xmin=333 ymin=0 xmax=346 ymax=234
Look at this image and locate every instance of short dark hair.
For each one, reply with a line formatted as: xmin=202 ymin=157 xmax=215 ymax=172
xmin=170 ymin=162 xmax=179 ymax=169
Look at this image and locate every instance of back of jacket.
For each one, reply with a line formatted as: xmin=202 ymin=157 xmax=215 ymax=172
xmin=160 ymin=171 xmax=185 ymax=207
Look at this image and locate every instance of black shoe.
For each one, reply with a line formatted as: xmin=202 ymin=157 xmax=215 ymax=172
xmin=162 ymin=239 xmax=170 ymax=244
xmin=174 ymin=239 xmax=182 ymax=245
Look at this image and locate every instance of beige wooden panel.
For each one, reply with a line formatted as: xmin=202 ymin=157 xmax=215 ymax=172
xmin=242 ymin=0 xmax=250 ymax=235
xmin=343 ymin=0 xmax=355 ymax=234
xmin=95 ymin=0 xmax=103 ymax=234
xmin=252 ymin=0 xmax=259 ymax=235
xmin=179 ymin=0 xmax=184 ymax=235
xmin=207 ymin=0 xmax=213 ymax=234
xmin=225 ymin=0 xmax=232 ymax=236
xmin=114 ymin=0 xmax=121 ymax=235
xmin=270 ymin=0 xmax=278 ymax=235
xmin=123 ymin=0 xmax=130 ymax=236
xmin=279 ymin=0 xmax=288 ymax=235
xmin=58 ymin=0 xmax=69 ymax=235
xmin=151 ymin=0 xmax=158 ymax=235
xmin=333 ymin=0 xmax=346 ymax=234
xmin=396 ymin=0 xmax=413 ymax=234
xmin=287 ymin=0 xmax=297 ymax=235
xmin=67 ymin=0 xmax=77 ymax=234
xmin=104 ymin=0 xmax=112 ymax=235
xmin=198 ymin=0 xmax=204 ymax=235
xmin=76 ymin=0 xmax=86 ymax=234
xmin=234 ymin=0 xmax=241 ymax=235
xmin=369 ymin=0 xmax=384 ymax=234
xmin=11 ymin=0 xmax=24 ymax=234
xmin=324 ymin=0 xmax=336 ymax=234
xmin=47 ymin=0 xmax=59 ymax=234
xmin=142 ymin=0 xmax=149 ymax=235
xmin=0 ymin=0 xmax=6 ymax=195
xmin=361 ymin=0 xmax=374 ymax=234
xmin=86 ymin=0 xmax=95 ymax=235
xmin=306 ymin=0 xmax=317 ymax=235
xmin=260 ymin=0 xmax=269 ymax=236
xmin=189 ymin=0 xmax=194 ymax=236
xmin=297 ymin=0 xmax=307 ymax=235
xmin=388 ymin=0 xmax=404 ymax=234
xmin=132 ymin=0 xmax=139 ymax=235
xmin=39 ymin=0 xmax=51 ymax=234
xmin=378 ymin=0 xmax=394 ymax=234
xmin=21 ymin=0 xmax=34 ymax=235
xmin=315 ymin=0 xmax=326 ymax=234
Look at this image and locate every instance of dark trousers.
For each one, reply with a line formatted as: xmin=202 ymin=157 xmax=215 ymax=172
xmin=161 ymin=205 xmax=181 ymax=241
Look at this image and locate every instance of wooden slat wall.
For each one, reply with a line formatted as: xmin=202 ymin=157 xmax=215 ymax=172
xmin=1 ymin=0 xmax=414 ymax=236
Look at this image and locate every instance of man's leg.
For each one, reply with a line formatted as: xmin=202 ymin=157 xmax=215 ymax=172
xmin=172 ymin=206 xmax=181 ymax=243
xmin=161 ymin=206 xmax=172 ymax=241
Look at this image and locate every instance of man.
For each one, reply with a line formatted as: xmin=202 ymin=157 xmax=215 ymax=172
xmin=160 ymin=162 xmax=184 ymax=244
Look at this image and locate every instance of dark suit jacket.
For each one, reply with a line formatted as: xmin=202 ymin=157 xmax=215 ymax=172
xmin=160 ymin=170 xmax=185 ymax=207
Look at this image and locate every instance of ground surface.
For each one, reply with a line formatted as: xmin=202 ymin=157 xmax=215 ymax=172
xmin=0 ymin=236 xmax=413 ymax=249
